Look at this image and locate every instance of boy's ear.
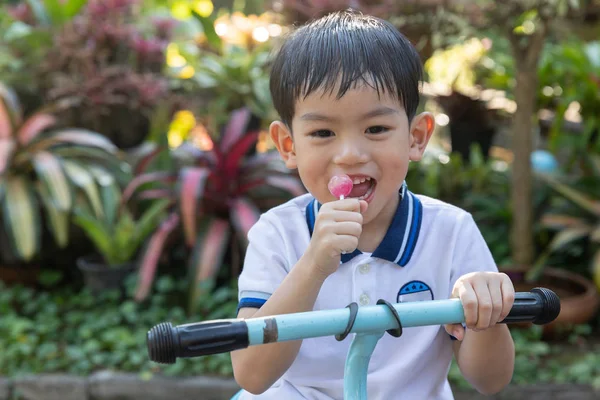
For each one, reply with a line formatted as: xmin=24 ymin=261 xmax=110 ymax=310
xmin=270 ymin=120 xmax=297 ymax=169
xmin=408 ymin=112 xmax=435 ymax=162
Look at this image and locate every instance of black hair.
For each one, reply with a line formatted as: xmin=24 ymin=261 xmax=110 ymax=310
xmin=269 ymin=9 xmax=423 ymax=128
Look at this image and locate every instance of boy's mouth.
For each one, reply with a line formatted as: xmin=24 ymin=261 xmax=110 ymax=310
xmin=348 ymin=176 xmax=376 ymax=201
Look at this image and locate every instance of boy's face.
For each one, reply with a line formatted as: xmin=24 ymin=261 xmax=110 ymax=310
xmin=270 ymin=83 xmax=434 ymax=227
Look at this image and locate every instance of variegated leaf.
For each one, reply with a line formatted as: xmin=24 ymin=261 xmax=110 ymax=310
xmin=89 ymin=165 xmax=121 ymax=227
xmin=187 ymin=217 xmax=230 ymax=314
xmin=31 ymin=129 xmax=118 ymax=153
xmin=229 ymin=197 xmax=260 ymax=248
xmin=0 ymin=139 xmax=15 ymax=175
xmin=36 ymin=182 xmax=69 ymax=248
xmin=547 ymin=226 xmax=593 ymax=252
xmin=0 ymin=82 xmax=22 ymax=138
xmin=1 ymin=177 xmax=41 ymax=261
xmin=224 ymin=131 xmax=259 ymax=178
xmin=540 ymin=214 xmax=587 ymax=230
xmin=17 ymin=113 xmax=56 ymax=145
xmin=122 ymin=172 xmax=176 ymax=205
xmin=62 ymin=160 xmax=103 ymax=218
xmin=134 ymin=213 xmax=180 ymax=301
xmin=179 ymin=167 xmax=210 ymax=247
xmin=33 ymin=151 xmax=72 ymax=211
xmin=220 ymin=107 xmax=252 ymax=153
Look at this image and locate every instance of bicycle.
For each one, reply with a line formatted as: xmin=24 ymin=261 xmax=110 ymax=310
xmin=147 ymin=287 xmax=560 ymax=400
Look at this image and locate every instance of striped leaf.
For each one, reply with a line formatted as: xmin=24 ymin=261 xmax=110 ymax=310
xmin=540 ymin=214 xmax=587 ymax=230
xmin=1 ymin=177 xmax=41 ymax=261
xmin=134 ymin=213 xmax=180 ymax=301
xmin=17 ymin=113 xmax=56 ymax=145
xmin=31 ymin=129 xmax=118 ymax=153
xmin=187 ymin=217 xmax=230 ymax=314
xmin=37 ymin=182 xmax=69 ymax=248
xmin=0 ymin=139 xmax=15 ymax=175
xmin=224 ymin=131 xmax=259 ymax=178
xmin=62 ymin=160 xmax=103 ymax=218
xmin=134 ymin=199 xmax=172 ymax=247
xmin=179 ymin=167 xmax=210 ymax=247
xmin=0 ymin=83 xmax=22 ymax=138
xmin=220 ymin=108 xmax=252 ymax=154
xmin=89 ymin=165 xmax=121 ymax=227
xmin=33 ymin=151 xmax=72 ymax=211
xmin=121 ymin=172 xmax=176 ymax=205
xmin=547 ymin=226 xmax=593 ymax=252
xmin=229 ymin=197 xmax=260 ymax=248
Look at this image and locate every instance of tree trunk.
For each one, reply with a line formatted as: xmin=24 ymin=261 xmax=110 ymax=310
xmin=509 ymin=27 xmax=546 ymax=267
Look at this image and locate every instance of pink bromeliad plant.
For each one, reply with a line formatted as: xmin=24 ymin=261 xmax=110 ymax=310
xmin=123 ymin=107 xmax=305 ymax=312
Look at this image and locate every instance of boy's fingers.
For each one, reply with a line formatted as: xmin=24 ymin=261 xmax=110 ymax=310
xmin=458 ymin=284 xmax=478 ymax=328
xmin=328 ymin=198 xmax=362 ymax=212
xmin=332 ymin=210 xmax=364 ymax=223
xmin=359 ymin=200 xmax=368 ymax=214
xmin=488 ymin=281 xmax=504 ymax=325
xmin=500 ymin=276 xmax=515 ymax=321
xmin=473 ymin=280 xmax=492 ymax=330
xmin=445 ymin=323 xmax=464 ymax=341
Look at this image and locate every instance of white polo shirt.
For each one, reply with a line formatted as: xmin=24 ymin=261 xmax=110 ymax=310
xmin=237 ymin=183 xmax=498 ymax=400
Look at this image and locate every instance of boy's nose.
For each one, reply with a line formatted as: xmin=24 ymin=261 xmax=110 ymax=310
xmin=333 ymin=139 xmax=368 ymax=165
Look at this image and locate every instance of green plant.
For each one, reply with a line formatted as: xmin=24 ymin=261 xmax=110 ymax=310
xmin=0 ymin=275 xmax=237 ymax=377
xmin=124 ymin=107 xmax=305 ymax=311
xmin=538 ymin=40 xmax=600 ymax=162
xmin=170 ymin=10 xmax=276 ymax=133
xmin=73 ymin=197 xmax=171 ymax=267
xmin=527 ymin=154 xmax=600 ymax=287
xmin=0 ymin=82 xmax=129 ymax=262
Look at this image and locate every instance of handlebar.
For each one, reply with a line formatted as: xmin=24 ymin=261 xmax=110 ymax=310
xmin=147 ymin=287 xmax=560 ymax=365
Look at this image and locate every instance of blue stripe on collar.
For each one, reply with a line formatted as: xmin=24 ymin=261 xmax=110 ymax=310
xmin=305 ymin=182 xmax=422 ymax=267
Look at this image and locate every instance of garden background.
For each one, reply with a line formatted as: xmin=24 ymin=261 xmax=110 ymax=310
xmin=1 ymin=0 xmax=600 ymax=399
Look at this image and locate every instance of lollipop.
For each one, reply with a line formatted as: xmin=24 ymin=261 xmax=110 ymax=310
xmin=328 ymin=174 xmax=353 ymax=200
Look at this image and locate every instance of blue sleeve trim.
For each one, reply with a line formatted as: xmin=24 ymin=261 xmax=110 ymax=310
xmin=237 ymin=297 xmax=267 ymax=313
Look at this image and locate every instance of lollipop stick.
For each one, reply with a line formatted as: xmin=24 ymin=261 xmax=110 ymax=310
xmin=340 ymin=195 xmax=344 ymax=200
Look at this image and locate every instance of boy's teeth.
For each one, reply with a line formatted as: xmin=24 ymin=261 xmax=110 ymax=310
xmin=352 ymin=177 xmax=371 ymax=184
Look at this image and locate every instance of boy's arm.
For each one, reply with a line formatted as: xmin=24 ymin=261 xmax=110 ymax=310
xmin=452 ymin=316 xmax=515 ymax=395
xmin=231 ymin=254 xmax=328 ymax=395
xmin=445 ymin=214 xmax=515 ymax=395
xmin=231 ymin=198 xmax=366 ymax=395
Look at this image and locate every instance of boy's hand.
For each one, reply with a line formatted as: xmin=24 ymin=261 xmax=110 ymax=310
xmin=445 ymin=272 xmax=515 ymax=341
xmin=306 ymin=198 xmax=368 ymax=278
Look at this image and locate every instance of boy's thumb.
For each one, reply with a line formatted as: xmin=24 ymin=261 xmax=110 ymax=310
xmin=359 ymin=200 xmax=368 ymax=214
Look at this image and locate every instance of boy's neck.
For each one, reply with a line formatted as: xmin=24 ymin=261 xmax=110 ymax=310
xmin=358 ymin=193 xmax=400 ymax=253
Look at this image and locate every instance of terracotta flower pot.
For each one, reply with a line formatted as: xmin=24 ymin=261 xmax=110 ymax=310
xmin=503 ymin=266 xmax=600 ymax=335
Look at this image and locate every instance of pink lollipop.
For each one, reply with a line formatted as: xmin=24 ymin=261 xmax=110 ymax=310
xmin=328 ymin=174 xmax=353 ymax=199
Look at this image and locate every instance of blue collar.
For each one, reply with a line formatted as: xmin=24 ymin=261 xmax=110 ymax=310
xmin=305 ymin=182 xmax=422 ymax=267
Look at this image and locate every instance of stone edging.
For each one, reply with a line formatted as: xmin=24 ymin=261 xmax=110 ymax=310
xmin=0 ymin=372 xmax=598 ymax=400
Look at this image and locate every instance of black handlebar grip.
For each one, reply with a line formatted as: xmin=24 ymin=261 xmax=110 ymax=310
xmin=147 ymin=320 xmax=249 ymax=364
xmin=500 ymin=287 xmax=561 ymax=325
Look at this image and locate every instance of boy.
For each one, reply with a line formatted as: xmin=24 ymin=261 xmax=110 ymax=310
xmin=231 ymin=10 xmax=515 ymax=400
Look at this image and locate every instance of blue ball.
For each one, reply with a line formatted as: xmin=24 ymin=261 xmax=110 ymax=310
xmin=531 ymin=150 xmax=558 ymax=173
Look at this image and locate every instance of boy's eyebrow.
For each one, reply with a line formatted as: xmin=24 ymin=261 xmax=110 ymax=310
xmin=300 ymin=107 xmax=399 ymax=122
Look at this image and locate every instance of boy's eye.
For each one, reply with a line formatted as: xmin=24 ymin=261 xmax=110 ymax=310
xmin=310 ymin=129 xmax=334 ymax=138
xmin=365 ymin=126 xmax=389 ymax=134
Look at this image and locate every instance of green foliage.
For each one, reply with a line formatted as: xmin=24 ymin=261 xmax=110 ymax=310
xmin=0 ymin=276 xmax=238 ymax=378
xmin=73 ymin=199 xmax=171 ymax=267
xmin=449 ymin=324 xmax=600 ymax=389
